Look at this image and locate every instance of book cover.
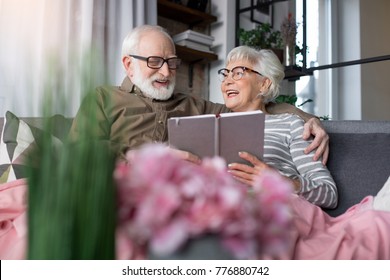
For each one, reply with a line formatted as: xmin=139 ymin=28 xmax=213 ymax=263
xmin=168 ymin=110 xmax=265 ymax=165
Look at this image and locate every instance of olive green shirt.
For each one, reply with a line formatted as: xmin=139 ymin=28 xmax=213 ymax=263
xmin=70 ymin=77 xmax=229 ymax=156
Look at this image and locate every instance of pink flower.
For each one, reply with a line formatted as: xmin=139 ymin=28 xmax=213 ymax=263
xmin=150 ymin=217 xmax=189 ymax=256
xmin=115 ymin=143 xmax=293 ymax=259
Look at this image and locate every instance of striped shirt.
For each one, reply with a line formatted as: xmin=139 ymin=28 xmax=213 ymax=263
xmin=264 ymin=114 xmax=338 ymax=209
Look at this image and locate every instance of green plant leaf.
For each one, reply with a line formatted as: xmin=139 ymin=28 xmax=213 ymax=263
xmin=238 ymin=23 xmax=283 ymax=49
xmin=275 ymin=95 xmax=297 ymax=105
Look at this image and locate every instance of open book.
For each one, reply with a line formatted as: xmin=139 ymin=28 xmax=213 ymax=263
xmin=168 ymin=110 xmax=265 ymax=165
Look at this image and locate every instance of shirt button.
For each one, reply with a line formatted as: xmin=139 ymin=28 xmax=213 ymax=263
xmin=158 ymin=120 xmax=163 ymax=125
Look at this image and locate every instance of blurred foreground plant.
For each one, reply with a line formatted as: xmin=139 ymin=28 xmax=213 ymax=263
xmin=27 ymin=135 xmax=116 ymax=259
xmin=26 ymin=53 xmax=116 ymax=259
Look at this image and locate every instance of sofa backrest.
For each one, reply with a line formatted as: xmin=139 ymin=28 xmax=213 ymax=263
xmin=323 ymin=120 xmax=390 ymax=216
xmin=1 ymin=116 xmax=390 ymax=217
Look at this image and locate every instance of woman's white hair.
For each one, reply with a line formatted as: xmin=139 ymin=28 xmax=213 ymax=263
xmin=226 ymin=46 xmax=285 ymax=103
xmin=121 ymin=25 xmax=175 ymax=59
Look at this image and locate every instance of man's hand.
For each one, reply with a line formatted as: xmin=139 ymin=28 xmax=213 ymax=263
xmin=302 ymin=117 xmax=329 ymax=165
xmin=169 ymin=148 xmax=202 ymax=165
xmin=124 ymin=147 xmax=202 ymax=165
xmin=266 ymin=103 xmax=329 ymax=164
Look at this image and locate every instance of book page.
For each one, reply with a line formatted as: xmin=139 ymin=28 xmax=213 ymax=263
xmin=219 ymin=110 xmax=265 ymax=164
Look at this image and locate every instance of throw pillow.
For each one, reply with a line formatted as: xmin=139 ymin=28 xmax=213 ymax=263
xmin=0 ymin=111 xmax=63 ymax=183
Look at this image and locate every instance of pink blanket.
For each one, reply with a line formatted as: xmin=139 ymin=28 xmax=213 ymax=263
xmin=1 ymin=179 xmax=390 ymax=259
xmin=279 ymin=195 xmax=390 ymax=259
xmin=0 ymin=179 xmax=27 ymax=259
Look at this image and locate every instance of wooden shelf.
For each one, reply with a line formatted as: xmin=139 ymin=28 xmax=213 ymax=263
xmin=175 ymin=45 xmax=218 ymax=88
xmin=175 ymin=45 xmax=218 ymax=63
xmin=158 ymin=0 xmax=217 ymax=27
xmin=157 ymin=0 xmax=218 ymax=87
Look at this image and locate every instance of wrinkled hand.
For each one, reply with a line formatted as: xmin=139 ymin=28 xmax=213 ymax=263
xmin=169 ymin=147 xmax=202 ymax=165
xmin=302 ymin=117 xmax=329 ymax=165
xmin=125 ymin=147 xmax=201 ymax=165
xmin=227 ymin=151 xmax=275 ymax=187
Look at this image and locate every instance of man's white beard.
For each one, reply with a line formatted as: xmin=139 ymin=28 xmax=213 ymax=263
xmin=132 ymin=63 xmax=175 ymax=100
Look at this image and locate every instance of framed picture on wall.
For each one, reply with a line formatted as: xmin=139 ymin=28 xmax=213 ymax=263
xmin=250 ymin=0 xmax=273 ymax=27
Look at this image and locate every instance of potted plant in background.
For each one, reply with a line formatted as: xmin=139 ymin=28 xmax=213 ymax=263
xmin=238 ymin=23 xmax=283 ymax=63
xmin=238 ymin=20 xmax=319 ymax=118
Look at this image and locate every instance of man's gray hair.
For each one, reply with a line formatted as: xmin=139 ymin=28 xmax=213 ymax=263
xmin=121 ymin=25 xmax=175 ymax=59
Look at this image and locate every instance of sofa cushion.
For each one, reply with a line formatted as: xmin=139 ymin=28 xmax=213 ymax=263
xmin=0 ymin=111 xmax=65 ymax=183
xmin=323 ymin=121 xmax=390 ymax=216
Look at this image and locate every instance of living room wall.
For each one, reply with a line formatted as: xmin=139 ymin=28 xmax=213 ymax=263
xmin=337 ymin=0 xmax=390 ymax=120
xmin=359 ymin=0 xmax=390 ymax=120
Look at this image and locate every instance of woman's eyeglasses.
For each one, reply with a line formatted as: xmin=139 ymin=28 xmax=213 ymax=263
xmin=217 ymin=66 xmax=263 ymax=82
xmin=129 ymin=55 xmax=181 ymax=69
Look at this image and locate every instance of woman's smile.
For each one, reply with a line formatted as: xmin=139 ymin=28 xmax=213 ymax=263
xmin=225 ymin=89 xmax=239 ymax=98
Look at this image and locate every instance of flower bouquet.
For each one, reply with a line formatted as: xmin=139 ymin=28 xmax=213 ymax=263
xmin=280 ymin=13 xmax=298 ymax=66
xmin=115 ymin=144 xmax=293 ymax=259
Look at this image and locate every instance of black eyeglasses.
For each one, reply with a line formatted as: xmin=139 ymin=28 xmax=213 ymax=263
xmin=217 ymin=66 xmax=263 ymax=82
xmin=129 ymin=55 xmax=181 ymax=70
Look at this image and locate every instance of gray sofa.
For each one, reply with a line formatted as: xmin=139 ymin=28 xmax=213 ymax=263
xmin=322 ymin=120 xmax=390 ymax=216
xmin=1 ymin=115 xmax=389 ymax=217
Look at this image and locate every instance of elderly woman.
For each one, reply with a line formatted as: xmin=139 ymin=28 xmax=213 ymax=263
xmin=220 ymin=46 xmax=337 ymax=209
xmin=219 ymin=45 xmax=390 ymax=259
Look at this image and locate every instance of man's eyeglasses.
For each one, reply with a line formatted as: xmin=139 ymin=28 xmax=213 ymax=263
xmin=217 ymin=66 xmax=263 ymax=82
xmin=129 ymin=55 xmax=181 ymax=70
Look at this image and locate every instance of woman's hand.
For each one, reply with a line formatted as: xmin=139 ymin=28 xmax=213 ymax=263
xmin=302 ymin=117 xmax=329 ymax=165
xmin=227 ymin=151 xmax=275 ymax=186
xmin=228 ymin=151 xmax=301 ymax=192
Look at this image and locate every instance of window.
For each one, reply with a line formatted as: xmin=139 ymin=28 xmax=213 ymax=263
xmin=295 ymin=0 xmax=334 ymax=119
